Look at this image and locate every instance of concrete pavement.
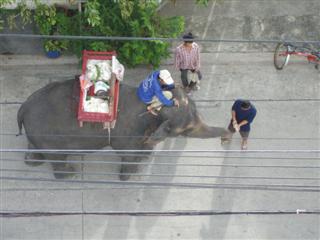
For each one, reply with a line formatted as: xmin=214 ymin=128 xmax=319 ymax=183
xmin=1 ymin=51 xmax=319 ymax=239
xmin=1 ymin=0 xmax=320 ymax=239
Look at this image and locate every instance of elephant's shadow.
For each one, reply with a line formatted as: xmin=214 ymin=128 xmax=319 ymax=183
xmin=99 ymin=137 xmax=187 ymax=239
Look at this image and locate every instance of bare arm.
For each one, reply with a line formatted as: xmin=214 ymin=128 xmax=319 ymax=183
xmin=238 ymin=120 xmax=249 ymax=127
xmin=232 ymin=110 xmax=237 ymax=122
xmin=231 ymin=110 xmax=240 ymax=131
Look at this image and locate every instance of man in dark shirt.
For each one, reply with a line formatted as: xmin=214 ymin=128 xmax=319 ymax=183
xmin=222 ymin=99 xmax=257 ymax=150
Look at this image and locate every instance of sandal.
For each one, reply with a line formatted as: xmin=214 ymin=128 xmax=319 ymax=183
xmin=221 ymin=138 xmax=231 ymax=145
xmin=241 ymin=144 xmax=248 ymax=150
xmin=147 ymin=106 xmax=159 ymax=116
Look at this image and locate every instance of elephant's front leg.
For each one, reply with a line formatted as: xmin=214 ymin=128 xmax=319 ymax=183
xmin=119 ymin=156 xmax=140 ymax=181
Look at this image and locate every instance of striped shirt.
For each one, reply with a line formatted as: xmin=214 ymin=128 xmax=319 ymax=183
xmin=175 ymin=42 xmax=200 ymax=71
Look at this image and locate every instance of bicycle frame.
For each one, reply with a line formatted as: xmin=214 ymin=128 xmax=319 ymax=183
xmin=286 ymin=44 xmax=319 ymax=63
xmin=274 ymin=42 xmax=319 ymax=70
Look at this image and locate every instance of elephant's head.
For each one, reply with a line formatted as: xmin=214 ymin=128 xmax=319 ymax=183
xmin=144 ymin=87 xmax=228 ymax=146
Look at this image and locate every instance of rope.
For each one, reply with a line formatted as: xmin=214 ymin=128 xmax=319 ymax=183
xmin=1 ymin=176 xmax=319 ymax=192
xmin=1 ymin=209 xmax=319 ymax=218
xmin=1 ymin=33 xmax=320 ymax=44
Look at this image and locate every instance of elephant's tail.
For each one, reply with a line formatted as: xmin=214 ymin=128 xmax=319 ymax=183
xmin=17 ymin=103 xmax=25 ymax=136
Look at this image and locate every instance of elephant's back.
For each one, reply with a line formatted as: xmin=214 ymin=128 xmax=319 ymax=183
xmin=116 ymin=84 xmax=146 ymax=132
xmin=21 ymin=79 xmax=77 ymax=125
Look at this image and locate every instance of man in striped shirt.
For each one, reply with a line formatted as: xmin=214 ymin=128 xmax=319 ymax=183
xmin=175 ymin=32 xmax=202 ymax=91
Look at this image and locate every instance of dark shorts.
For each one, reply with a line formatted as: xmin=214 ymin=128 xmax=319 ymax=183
xmin=180 ymin=69 xmax=202 ymax=87
xmin=228 ymin=120 xmax=249 ymax=139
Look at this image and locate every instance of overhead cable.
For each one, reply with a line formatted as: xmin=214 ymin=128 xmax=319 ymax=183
xmin=1 ymin=33 xmax=319 ymax=44
xmin=0 ymin=187 xmax=173 ymax=191
xmin=1 ymin=148 xmax=320 ymax=154
xmin=2 ymin=168 xmax=319 ymax=181
xmin=2 ymin=98 xmax=320 ymax=105
xmin=2 ymin=158 xmax=319 ymax=169
xmin=1 ymin=209 xmax=319 ymax=218
xmin=1 ymin=176 xmax=319 ymax=192
xmin=195 ymin=98 xmax=320 ymax=102
xmin=3 ymin=132 xmax=320 ymax=141
xmin=2 ymin=151 xmax=320 ymax=160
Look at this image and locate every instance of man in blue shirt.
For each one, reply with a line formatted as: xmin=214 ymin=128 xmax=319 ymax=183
xmin=222 ymin=99 xmax=257 ymax=150
xmin=137 ymin=69 xmax=179 ymax=115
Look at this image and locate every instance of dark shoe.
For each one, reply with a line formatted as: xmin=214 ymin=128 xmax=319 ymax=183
xmin=188 ymin=82 xmax=196 ymax=89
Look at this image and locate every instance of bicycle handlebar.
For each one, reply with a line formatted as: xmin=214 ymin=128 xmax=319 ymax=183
xmin=285 ymin=42 xmax=319 ymax=55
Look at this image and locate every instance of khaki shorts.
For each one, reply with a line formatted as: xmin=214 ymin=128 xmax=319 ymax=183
xmin=180 ymin=69 xmax=202 ymax=87
xmin=147 ymin=91 xmax=173 ymax=110
xmin=228 ymin=120 xmax=249 ymax=139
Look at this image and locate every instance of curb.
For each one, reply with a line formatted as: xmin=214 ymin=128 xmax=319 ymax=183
xmin=0 ymin=54 xmax=79 ymax=66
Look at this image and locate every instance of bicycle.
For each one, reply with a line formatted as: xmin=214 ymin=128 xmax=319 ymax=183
xmin=274 ymin=42 xmax=320 ymax=70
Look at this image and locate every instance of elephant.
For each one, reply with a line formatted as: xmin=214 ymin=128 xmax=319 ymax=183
xmin=17 ymin=77 xmax=228 ymax=180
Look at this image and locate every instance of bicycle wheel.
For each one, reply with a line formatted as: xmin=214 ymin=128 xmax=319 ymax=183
xmin=274 ymin=43 xmax=290 ymax=70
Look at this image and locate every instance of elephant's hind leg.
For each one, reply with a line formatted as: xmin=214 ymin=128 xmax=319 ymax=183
xmin=24 ymin=142 xmax=45 ymax=166
xmin=46 ymin=153 xmax=76 ymax=179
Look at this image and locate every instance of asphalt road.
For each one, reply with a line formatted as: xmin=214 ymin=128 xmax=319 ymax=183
xmin=1 ymin=0 xmax=320 ymax=239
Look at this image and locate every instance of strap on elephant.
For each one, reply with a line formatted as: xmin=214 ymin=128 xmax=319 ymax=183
xmin=103 ymin=120 xmax=116 ymax=144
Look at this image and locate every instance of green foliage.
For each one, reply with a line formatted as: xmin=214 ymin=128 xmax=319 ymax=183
xmin=89 ymin=0 xmax=184 ymax=67
xmin=1 ymin=0 xmax=185 ymax=67
xmin=88 ymin=41 xmax=112 ymax=52
xmin=33 ymin=1 xmax=71 ymax=52
xmin=195 ymin=0 xmax=210 ymax=6
xmin=118 ymin=0 xmax=134 ymax=20
xmin=17 ymin=1 xmax=32 ymax=27
xmin=33 ymin=1 xmax=56 ymax=35
xmin=71 ymin=0 xmax=184 ymax=68
xmin=0 ymin=0 xmax=31 ymax=30
xmin=0 ymin=0 xmax=14 ymax=30
xmin=0 ymin=0 xmax=15 ymax=8
xmin=84 ymin=0 xmax=101 ymax=27
xmin=7 ymin=12 xmax=17 ymax=29
xmin=44 ymin=39 xmax=68 ymax=52
xmin=156 ymin=16 xmax=185 ymax=38
xmin=195 ymin=0 xmax=224 ymax=5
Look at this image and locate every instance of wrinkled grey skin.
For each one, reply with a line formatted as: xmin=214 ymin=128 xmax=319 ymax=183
xmin=17 ymin=77 xmax=228 ymax=180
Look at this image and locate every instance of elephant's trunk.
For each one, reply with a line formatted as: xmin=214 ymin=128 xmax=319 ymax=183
xmin=185 ymin=121 xmax=228 ymax=139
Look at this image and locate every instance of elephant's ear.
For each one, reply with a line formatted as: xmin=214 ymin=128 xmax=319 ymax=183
xmin=144 ymin=120 xmax=171 ymax=146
